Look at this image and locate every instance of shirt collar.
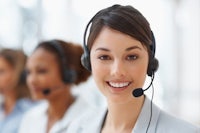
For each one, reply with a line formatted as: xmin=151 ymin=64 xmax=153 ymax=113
xmin=80 ymin=96 xmax=161 ymax=133
xmin=50 ymin=96 xmax=91 ymax=133
xmin=133 ymin=96 xmax=161 ymax=133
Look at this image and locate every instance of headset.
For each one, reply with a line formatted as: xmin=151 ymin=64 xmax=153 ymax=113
xmin=81 ymin=15 xmax=158 ymax=77
xmin=49 ymin=40 xmax=77 ymax=84
xmin=81 ymin=6 xmax=159 ymax=133
xmin=19 ymin=70 xmax=27 ymax=84
xmin=147 ymin=31 xmax=159 ymax=77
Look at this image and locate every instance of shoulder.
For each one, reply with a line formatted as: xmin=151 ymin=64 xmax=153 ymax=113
xmin=21 ymin=100 xmax=48 ymax=120
xmin=141 ymin=97 xmax=200 ymax=132
xmin=156 ymin=110 xmax=200 ymax=132
xmin=18 ymin=101 xmax=48 ymax=133
xmin=18 ymin=101 xmax=48 ymax=131
xmin=16 ymin=98 xmax=37 ymax=112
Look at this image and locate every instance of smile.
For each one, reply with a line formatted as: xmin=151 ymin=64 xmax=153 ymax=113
xmin=108 ymin=82 xmax=130 ymax=88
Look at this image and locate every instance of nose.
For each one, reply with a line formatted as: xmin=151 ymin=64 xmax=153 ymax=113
xmin=110 ymin=60 xmax=126 ymax=77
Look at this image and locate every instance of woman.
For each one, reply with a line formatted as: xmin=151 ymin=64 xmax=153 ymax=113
xmin=18 ymin=39 xmax=91 ymax=133
xmin=0 ymin=49 xmax=34 ymax=133
xmin=67 ymin=4 xmax=200 ymax=133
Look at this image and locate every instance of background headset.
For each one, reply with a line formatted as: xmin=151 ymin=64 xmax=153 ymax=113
xmin=49 ymin=40 xmax=77 ymax=84
xmin=81 ymin=16 xmax=158 ymax=77
xmin=19 ymin=70 xmax=27 ymax=84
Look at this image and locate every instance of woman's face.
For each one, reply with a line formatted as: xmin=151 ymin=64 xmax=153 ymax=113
xmin=0 ymin=57 xmax=16 ymax=94
xmin=90 ymin=27 xmax=149 ymax=104
xmin=26 ymin=48 xmax=65 ymax=100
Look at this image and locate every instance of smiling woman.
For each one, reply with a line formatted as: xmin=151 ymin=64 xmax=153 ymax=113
xmin=67 ymin=4 xmax=200 ymax=133
xmin=90 ymin=27 xmax=149 ymax=103
xmin=18 ymin=39 xmax=91 ymax=133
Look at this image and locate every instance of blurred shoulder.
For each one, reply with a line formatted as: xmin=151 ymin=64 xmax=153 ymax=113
xmin=16 ymin=98 xmax=38 ymax=112
xmin=21 ymin=100 xmax=48 ymax=119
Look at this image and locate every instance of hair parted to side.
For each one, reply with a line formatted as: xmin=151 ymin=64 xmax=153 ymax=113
xmin=0 ymin=49 xmax=31 ymax=99
xmin=86 ymin=4 xmax=159 ymax=74
xmin=87 ymin=4 xmax=152 ymax=49
xmin=36 ymin=39 xmax=91 ymax=85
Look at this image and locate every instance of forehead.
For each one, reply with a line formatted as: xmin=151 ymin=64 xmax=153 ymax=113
xmin=27 ymin=48 xmax=58 ymax=67
xmin=91 ymin=27 xmax=144 ymax=51
xmin=0 ymin=57 xmax=12 ymax=68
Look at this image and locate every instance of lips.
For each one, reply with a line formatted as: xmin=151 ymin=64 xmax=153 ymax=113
xmin=108 ymin=81 xmax=130 ymax=88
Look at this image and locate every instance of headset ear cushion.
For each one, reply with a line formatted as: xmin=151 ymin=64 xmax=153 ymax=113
xmin=19 ymin=70 xmax=26 ymax=84
xmin=63 ymin=69 xmax=77 ymax=83
xmin=81 ymin=53 xmax=91 ymax=71
xmin=81 ymin=44 xmax=91 ymax=71
xmin=147 ymin=58 xmax=159 ymax=77
xmin=151 ymin=58 xmax=159 ymax=73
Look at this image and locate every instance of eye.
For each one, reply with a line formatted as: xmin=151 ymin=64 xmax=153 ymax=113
xmin=98 ymin=55 xmax=111 ymax=60
xmin=127 ymin=55 xmax=138 ymax=60
xmin=37 ymin=68 xmax=48 ymax=74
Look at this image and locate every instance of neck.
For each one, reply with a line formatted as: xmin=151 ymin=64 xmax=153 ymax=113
xmin=3 ymin=94 xmax=17 ymax=116
xmin=46 ymin=89 xmax=75 ymax=132
xmin=48 ymin=93 xmax=75 ymax=119
xmin=103 ymin=96 xmax=144 ymax=132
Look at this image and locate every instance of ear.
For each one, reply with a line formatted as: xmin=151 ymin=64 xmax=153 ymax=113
xmin=19 ymin=70 xmax=26 ymax=84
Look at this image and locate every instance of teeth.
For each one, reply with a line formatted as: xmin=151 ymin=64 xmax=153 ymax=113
xmin=109 ymin=82 xmax=129 ymax=88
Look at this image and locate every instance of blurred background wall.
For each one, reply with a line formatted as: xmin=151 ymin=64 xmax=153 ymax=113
xmin=0 ymin=0 xmax=199 ymax=126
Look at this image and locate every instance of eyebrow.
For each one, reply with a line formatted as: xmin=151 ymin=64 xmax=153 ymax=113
xmin=126 ymin=46 xmax=142 ymax=51
xmin=95 ymin=46 xmax=142 ymax=52
xmin=95 ymin=48 xmax=110 ymax=52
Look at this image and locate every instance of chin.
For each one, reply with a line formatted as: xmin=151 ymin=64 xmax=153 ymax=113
xmin=107 ymin=94 xmax=133 ymax=104
xmin=31 ymin=94 xmax=44 ymax=100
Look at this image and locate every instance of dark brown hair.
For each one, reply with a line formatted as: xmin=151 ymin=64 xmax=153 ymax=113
xmin=36 ymin=39 xmax=91 ymax=85
xmin=86 ymin=4 xmax=159 ymax=74
xmin=0 ymin=49 xmax=31 ymax=99
xmin=88 ymin=4 xmax=152 ymax=50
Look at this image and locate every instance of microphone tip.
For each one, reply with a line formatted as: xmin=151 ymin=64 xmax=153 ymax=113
xmin=43 ymin=89 xmax=51 ymax=95
xmin=132 ymin=88 xmax=144 ymax=97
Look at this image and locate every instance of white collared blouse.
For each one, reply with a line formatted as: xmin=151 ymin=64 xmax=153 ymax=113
xmin=18 ymin=96 xmax=93 ymax=133
xmin=67 ymin=97 xmax=200 ymax=133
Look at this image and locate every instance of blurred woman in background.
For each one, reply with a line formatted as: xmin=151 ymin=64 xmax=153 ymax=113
xmin=0 ymin=48 xmax=35 ymax=133
xmin=19 ymin=39 xmax=91 ymax=133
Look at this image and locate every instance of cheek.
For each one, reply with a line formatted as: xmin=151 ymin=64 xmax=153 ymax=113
xmin=91 ymin=59 xmax=102 ymax=80
xmin=90 ymin=58 xmax=108 ymax=87
xmin=91 ymin=56 xmax=110 ymax=74
xmin=133 ymin=60 xmax=149 ymax=86
xmin=0 ymin=73 xmax=15 ymax=88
